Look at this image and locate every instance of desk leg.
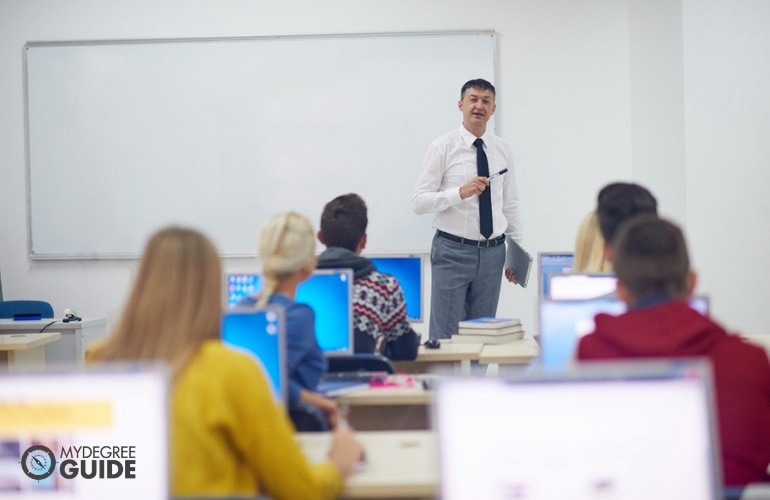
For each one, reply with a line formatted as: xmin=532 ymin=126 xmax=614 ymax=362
xmin=485 ymin=363 xmax=499 ymax=376
xmin=5 ymin=348 xmax=46 ymax=371
xmin=460 ymin=359 xmax=471 ymax=375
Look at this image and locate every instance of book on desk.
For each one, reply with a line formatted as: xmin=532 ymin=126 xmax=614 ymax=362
xmin=458 ymin=324 xmax=523 ymax=335
xmin=452 ymin=330 xmax=524 ymax=345
xmin=454 ymin=317 xmax=525 ymax=345
xmin=457 ymin=317 xmax=520 ymax=330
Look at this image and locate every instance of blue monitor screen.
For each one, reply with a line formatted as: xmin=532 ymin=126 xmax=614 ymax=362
xmin=539 ymin=252 xmax=574 ymax=297
xmin=368 ymin=255 xmax=423 ymax=322
xmin=221 ymin=307 xmax=285 ymax=404
xmin=226 ymin=269 xmax=353 ymax=354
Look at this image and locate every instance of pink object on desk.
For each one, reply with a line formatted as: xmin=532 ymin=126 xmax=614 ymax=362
xmin=369 ymin=374 xmax=415 ymax=389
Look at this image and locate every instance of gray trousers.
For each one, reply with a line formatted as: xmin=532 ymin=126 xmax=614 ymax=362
xmin=429 ymin=232 xmax=505 ymax=340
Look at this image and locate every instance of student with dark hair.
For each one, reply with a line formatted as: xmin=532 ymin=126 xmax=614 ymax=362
xmin=317 ymin=193 xmax=419 ymax=360
xmin=595 ymin=182 xmax=658 ymax=259
xmin=412 ymin=78 xmax=523 ymax=340
xmin=577 ymin=215 xmax=770 ymax=487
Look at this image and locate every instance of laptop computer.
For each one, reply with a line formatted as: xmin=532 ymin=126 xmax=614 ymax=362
xmin=224 ymin=268 xmax=354 ymax=355
xmin=434 ymin=359 xmax=722 ymax=499
xmin=0 ymin=366 xmax=169 ymax=498
xmin=539 ymin=295 xmax=711 ymax=370
xmin=548 ymin=272 xmax=617 ymax=300
xmin=221 ymin=305 xmax=287 ymax=405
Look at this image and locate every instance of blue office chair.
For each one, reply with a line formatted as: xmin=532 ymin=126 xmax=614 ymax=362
xmin=0 ymin=300 xmax=54 ymax=319
xmin=326 ymin=353 xmax=396 ymax=374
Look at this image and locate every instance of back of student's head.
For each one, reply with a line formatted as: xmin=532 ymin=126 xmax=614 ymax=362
xmin=573 ymin=210 xmax=612 ymax=273
xmin=597 ymin=182 xmax=658 ymax=244
xmin=613 ymin=215 xmax=690 ymax=300
xmin=90 ymin=226 xmax=222 ymax=373
xmin=319 ymin=193 xmax=368 ymax=252
xmin=259 ymin=210 xmax=315 ymax=285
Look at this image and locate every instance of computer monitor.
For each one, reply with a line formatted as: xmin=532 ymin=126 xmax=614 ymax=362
xmin=221 ymin=306 xmax=286 ymax=405
xmin=548 ymin=272 xmax=617 ymax=300
xmin=368 ymin=254 xmax=424 ymax=322
xmin=0 ymin=367 xmax=169 ymax=498
xmin=225 ymin=268 xmax=354 ymax=355
xmin=538 ymin=252 xmax=574 ymax=298
xmin=435 ymin=359 xmax=722 ymax=499
xmin=539 ymin=295 xmax=711 ymax=370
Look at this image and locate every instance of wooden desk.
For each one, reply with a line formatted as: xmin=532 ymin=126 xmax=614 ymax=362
xmin=478 ymin=337 xmax=540 ymax=375
xmin=337 ymin=376 xmax=431 ymax=407
xmin=297 ymin=430 xmax=437 ymax=499
xmin=393 ymin=341 xmax=483 ymax=374
xmin=0 ymin=332 xmax=61 ymax=370
xmin=0 ymin=318 xmax=107 ymax=366
xmin=336 ymin=375 xmax=433 ymax=431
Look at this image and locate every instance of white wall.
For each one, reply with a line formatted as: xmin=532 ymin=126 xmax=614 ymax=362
xmin=1 ymin=0 xmax=768 ymax=337
xmin=683 ymin=0 xmax=770 ymax=335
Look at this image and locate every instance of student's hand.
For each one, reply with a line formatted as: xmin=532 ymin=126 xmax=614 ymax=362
xmin=299 ymin=390 xmax=341 ymax=429
xmin=459 ymin=176 xmax=490 ymax=199
xmin=505 ymin=267 xmax=519 ymax=284
xmin=328 ymin=425 xmax=364 ymax=477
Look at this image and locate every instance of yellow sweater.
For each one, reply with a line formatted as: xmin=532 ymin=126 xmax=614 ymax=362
xmin=172 ymin=340 xmax=342 ymax=498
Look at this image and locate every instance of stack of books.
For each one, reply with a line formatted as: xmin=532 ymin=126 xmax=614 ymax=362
xmin=452 ymin=317 xmax=524 ymax=344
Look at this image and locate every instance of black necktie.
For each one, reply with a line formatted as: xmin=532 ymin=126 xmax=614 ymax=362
xmin=473 ymin=138 xmax=493 ymax=238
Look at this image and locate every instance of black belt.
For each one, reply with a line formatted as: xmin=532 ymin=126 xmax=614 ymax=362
xmin=437 ymin=230 xmax=506 ymax=247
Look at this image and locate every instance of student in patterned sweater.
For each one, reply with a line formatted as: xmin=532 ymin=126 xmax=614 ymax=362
xmin=316 ymin=193 xmax=420 ymax=361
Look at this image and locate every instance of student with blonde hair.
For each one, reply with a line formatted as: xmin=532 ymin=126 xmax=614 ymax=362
xmin=90 ymin=226 xmax=363 ymax=498
xmin=239 ymin=211 xmax=339 ymax=428
xmin=573 ymin=210 xmax=612 ymax=273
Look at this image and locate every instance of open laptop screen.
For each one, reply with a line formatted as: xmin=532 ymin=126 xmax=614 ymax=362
xmin=225 ymin=269 xmax=354 ymax=355
xmin=538 ymin=252 xmax=574 ymax=298
xmin=0 ymin=367 xmax=168 ymax=498
xmin=539 ymin=296 xmax=711 ymax=370
xmin=435 ymin=360 xmax=721 ymax=500
xmin=548 ymin=272 xmax=617 ymax=300
xmin=221 ymin=306 xmax=286 ymax=405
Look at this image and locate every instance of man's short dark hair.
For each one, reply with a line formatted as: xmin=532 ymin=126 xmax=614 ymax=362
xmin=319 ymin=193 xmax=368 ymax=251
xmin=597 ymin=182 xmax=658 ymax=244
xmin=460 ymin=79 xmax=496 ymax=100
xmin=613 ymin=215 xmax=690 ymax=299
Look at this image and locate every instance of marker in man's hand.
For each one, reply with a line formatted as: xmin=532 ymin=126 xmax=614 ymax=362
xmin=487 ymin=168 xmax=508 ymax=180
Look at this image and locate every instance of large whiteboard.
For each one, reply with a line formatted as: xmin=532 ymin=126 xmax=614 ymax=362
xmin=25 ymin=31 xmax=497 ymax=259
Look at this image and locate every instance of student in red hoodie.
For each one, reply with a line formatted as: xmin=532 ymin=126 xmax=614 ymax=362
xmin=577 ymin=215 xmax=770 ymax=487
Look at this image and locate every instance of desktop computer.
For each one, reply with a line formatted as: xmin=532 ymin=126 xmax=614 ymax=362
xmin=225 ymin=269 xmax=354 ymax=355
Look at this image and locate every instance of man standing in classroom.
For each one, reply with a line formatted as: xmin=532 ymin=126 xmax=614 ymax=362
xmin=412 ymin=78 xmax=523 ymax=340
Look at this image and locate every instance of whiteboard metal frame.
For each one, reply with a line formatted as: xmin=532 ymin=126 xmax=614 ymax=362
xmin=24 ymin=30 xmax=499 ymax=260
